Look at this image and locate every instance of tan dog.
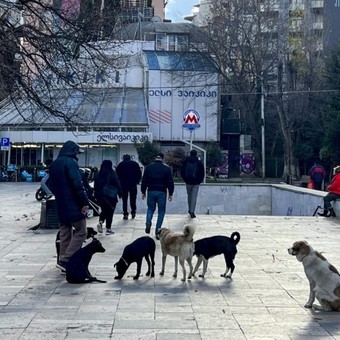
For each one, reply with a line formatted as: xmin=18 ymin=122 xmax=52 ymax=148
xmin=288 ymin=240 xmax=340 ymax=311
xmin=158 ymin=224 xmax=195 ymax=282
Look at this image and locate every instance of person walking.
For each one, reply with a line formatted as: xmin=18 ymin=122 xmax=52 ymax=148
xmin=141 ymin=153 xmax=174 ymax=239
xmin=318 ymin=165 xmax=340 ymax=217
xmin=308 ymin=161 xmax=327 ymax=191
xmin=94 ymin=160 xmax=122 ymax=234
xmin=180 ymin=149 xmax=205 ymax=218
xmin=48 ymin=140 xmax=89 ymax=272
xmin=116 ymin=154 xmax=142 ymax=220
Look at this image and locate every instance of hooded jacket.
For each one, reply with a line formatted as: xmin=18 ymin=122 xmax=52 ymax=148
xmin=49 ymin=141 xmax=89 ymax=224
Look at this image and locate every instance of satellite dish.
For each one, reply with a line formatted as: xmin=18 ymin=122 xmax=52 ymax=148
xmin=151 ymin=16 xmax=161 ymax=22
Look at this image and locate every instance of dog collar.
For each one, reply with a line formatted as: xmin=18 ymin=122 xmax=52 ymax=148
xmin=121 ymin=257 xmax=128 ymax=266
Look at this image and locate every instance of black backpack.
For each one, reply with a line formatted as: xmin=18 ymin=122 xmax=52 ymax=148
xmin=185 ymin=161 xmax=197 ymax=180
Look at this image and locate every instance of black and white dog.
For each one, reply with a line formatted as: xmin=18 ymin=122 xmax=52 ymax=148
xmin=66 ymin=238 xmax=106 ymax=284
xmin=56 ymin=227 xmax=97 ymax=262
xmin=114 ymin=236 xmax=156 ymax=280
xmin=193 ymin=232 xmax=241 ymax=278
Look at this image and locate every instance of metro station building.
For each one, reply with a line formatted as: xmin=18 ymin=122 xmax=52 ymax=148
xmin=0 ymin=23 xmax=219 ymax=168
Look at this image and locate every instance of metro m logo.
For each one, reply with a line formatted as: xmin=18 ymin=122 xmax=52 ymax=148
xmin=182 ymin=109 xmax=200 ymax=131
xmin=184 ymin=114 xmax=199 ymax=124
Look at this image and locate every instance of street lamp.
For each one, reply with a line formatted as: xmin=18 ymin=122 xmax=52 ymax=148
xmin=261 ymin=79 xmax=265 ymax=179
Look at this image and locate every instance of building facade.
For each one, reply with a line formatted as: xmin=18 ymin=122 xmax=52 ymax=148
xmin=0 ymin=23 xmax=219 ymax=169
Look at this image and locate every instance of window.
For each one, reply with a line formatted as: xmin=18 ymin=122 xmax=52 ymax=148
xmin=155 ymin=34 xmax=189 ymax=51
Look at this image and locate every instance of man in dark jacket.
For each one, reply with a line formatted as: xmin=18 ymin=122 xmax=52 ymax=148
xmin=48 ymin=140 xmax=89 ymax=272
xmin=116 ymin=154 xmax=142 ymax=220
xmin=180 ymin=149 xmax=205 ymax=218
xmin=141 ymin=153 xmax=174 ymax=238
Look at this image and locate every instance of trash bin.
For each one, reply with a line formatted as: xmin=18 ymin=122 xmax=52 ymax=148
xmin=40 ymin=199 xmax=59 ymax=229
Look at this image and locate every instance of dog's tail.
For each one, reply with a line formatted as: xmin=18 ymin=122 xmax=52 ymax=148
xmin=230 ymin=232 xmax=241 ymax=245
xmin=183 ymin=224 xmax=195 ymax=241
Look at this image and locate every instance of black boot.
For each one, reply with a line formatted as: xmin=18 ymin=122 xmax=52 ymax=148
xmin=329 ymin=208 xmax=337 ymax=217
xmin=318 ymin=209 xmax=329 ymax=217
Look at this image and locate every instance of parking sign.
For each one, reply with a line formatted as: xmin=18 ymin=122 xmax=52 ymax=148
xmin=1 ymin=138 xmax=10 ymax=151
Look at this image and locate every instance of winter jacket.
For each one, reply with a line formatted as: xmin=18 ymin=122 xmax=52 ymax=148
xmin=141 ymin=160 xmax=174 ymax=195
xmin=94 ymin=165 xmax=122 ymax=206
xmin=180 ymin=155 xmax=205 ymax=185
xmin=116 ymin=159 xmax=142 ymax=189
xmin=48 ymin=141 xmax=89 ymax=224
xmin=309 ymin=164 xmax=326 ymax=183
xmin=327 ymin=173 xmax=340 ymax=195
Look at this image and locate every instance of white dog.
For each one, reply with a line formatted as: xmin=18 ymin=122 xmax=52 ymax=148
xmin=288 ymin=240 xmax=340 ymax=311
xmin=158 ymin=224 xmax=195 ymax=282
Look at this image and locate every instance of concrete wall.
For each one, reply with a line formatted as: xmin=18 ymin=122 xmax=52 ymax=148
xmin=118 ymin=183 xmax=335 ymax=217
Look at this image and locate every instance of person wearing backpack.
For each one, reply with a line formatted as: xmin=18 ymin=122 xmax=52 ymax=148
xmin=180 ymin=149 xmax=205 ymax=218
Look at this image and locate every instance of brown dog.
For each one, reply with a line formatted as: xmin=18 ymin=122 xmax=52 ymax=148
xmin=288 ymin=240 xmax=340 ymax=311
xmin=158 ymin=224 xmax=195 ymax=282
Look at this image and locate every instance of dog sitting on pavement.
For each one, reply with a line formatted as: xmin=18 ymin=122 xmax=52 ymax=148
xmin=158 ymin=224 xmax=195 ymax=282
xmin=66 ymin=238 xmax=106 ymax=283
xmin=192 ymin=231 xmax=241 ymax=279
xmin=56 ymin=227 xmax=97 ymax=262
xmin=288 ymin=240 xmax=340 ymax=311
xmin=114 ymin=236 xmax=156 ymax=280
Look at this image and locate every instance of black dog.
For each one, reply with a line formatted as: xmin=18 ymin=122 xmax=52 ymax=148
xmin=56 ymin=227 xmax=97 ymax=262
xmin=66 ymin=238 xmax=106 ymax=283
xmin=192 ymin=232 xmax=241 ymax=278
xmin=114 ymin=236 xmax=156 ymax=280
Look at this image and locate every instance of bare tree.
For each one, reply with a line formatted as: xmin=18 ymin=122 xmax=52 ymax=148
xmin=0 ymin=0 xmax=125 ymax=127
xmin=207 ymin=0 xmax=279 ymax=176
xmin=203 ymin=0 xmax=326 ymax=178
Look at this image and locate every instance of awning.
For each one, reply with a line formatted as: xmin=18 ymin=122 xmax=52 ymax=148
xmin=0 ymin=88 xmax=149 ymax=128
xmin=144 ymin=50 xmax=218 ymax=72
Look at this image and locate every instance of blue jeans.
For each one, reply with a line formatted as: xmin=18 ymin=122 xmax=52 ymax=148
xmin=146 ymin=191 xmax=167 ymax=231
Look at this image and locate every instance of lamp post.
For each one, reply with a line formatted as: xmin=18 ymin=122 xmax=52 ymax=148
xmin=261 ymin=79 xmax=265 ymax=179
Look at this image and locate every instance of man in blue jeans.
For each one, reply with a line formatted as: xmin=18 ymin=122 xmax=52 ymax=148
xmin=141 ymin=153 xmax=174 ymax=239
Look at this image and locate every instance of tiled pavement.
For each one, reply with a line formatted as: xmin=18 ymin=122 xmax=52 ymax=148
xmin=1 ymin=183 xmax=340 ymax=339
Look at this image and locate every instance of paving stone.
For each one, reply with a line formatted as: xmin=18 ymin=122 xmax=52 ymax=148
xmin=1 ymin=183 xmax=340 ymax=339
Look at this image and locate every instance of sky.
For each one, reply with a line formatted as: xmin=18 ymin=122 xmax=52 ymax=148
xmin=165 ymin=0 xmax=197 ymax=23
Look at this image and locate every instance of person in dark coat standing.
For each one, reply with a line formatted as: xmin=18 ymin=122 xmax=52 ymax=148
xmin=94 ymin=160 xmax=122 ymax=234
xmin=116 ymin=154 xmax=142 ymax=220
xmin=141 ymin=153 xmax=174 ymax=239
xmin=48 ymin=140 xmax=89 ymax=272
xmin=180 ymin=149 xmax=205 ymax=218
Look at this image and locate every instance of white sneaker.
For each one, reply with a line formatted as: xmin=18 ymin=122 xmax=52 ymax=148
xmin=97 ymin=221 xmax=103 ymax=233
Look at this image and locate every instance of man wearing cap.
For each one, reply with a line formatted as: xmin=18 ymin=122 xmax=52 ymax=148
xmin=116 ymin=154 xmax=142 ymax=220
xmin=141 ymin=152 xmax=174 ymax=239
xmin=48 ymin=140 xmax=89 ymax=272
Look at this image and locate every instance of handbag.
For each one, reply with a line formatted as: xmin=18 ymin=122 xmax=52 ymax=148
xmin=103 ymin=184 xmax=118 ymax=199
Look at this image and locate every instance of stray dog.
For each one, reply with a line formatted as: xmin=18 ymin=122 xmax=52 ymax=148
xmin=66 ymin=238 xmax=106 ymax=283
xmin=158 ymin=224 xmax=195 ymax=282
xmin=114 ymin=236 xmax=155 ymax=280
xmin=56 ymin=227 xmax=97 ymax=262
xmin=193 ymin=231 xmax=241 ymax=278
xmin=288 ymin=240 xmax=340 ymax=311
